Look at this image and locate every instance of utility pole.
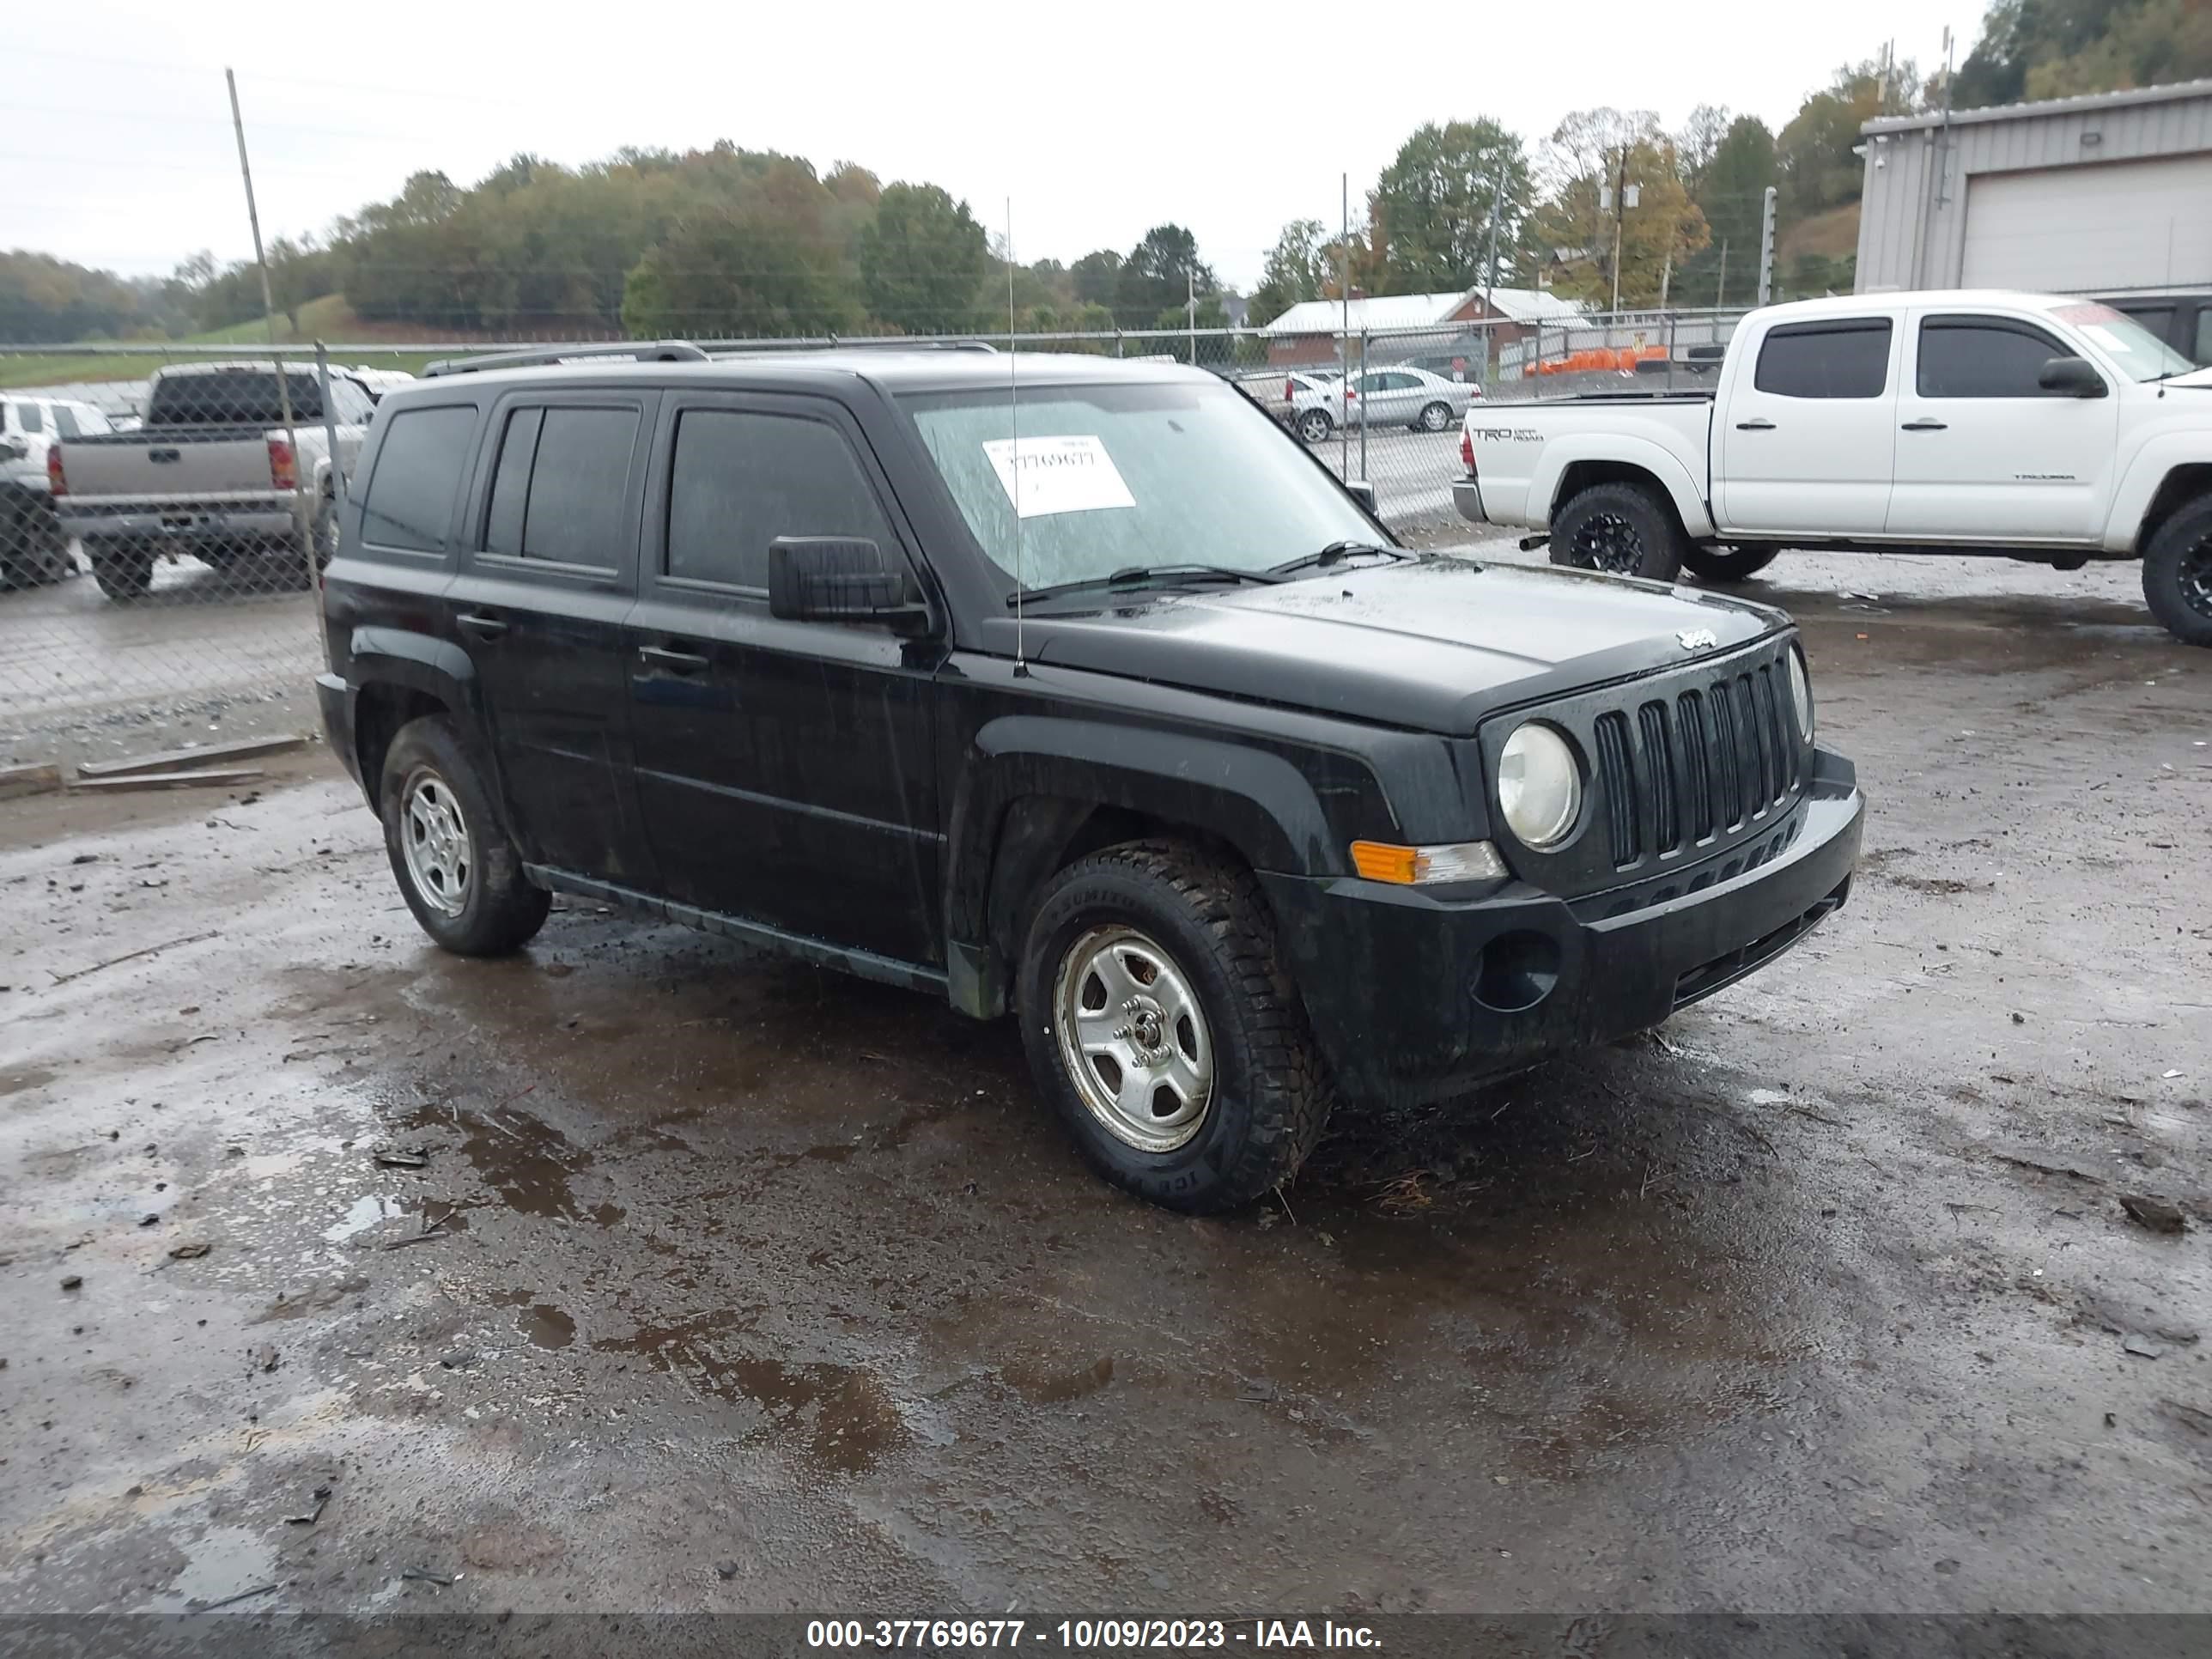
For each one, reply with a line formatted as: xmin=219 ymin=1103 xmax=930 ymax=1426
xmin=1338 ymin=171 xmax=1350 ymax=481
xmin=1717 ymin=239 xmax=1728 ymax=307
xmin=1756 ymin=185 xmax=1778 ymax=306
xmin=227 ymin=68 xmax=307 ymax=592
xmin=1608 ymin=146 xmax=1627 ymax=315
xmin=1186 ymin=266 xmax=1196 ymax=366
xmin=1480 ymin=160 xmax=1506 ymax=381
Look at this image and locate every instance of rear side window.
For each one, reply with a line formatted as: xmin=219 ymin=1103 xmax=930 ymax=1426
xmin=1917 ymin=318 xmax=2073 ymax=398
xmin=1753 ymin=320 xmax=1893 ymax=398
xmin=358 ymin=405 xmax=478 ymax=552
xmin=665 ymin=410 xmax=896 ymax=590
xmin=482 ymin=405 xmax=640 ymax=567
xmin=52 ymin=406 xmax=80 ymax=438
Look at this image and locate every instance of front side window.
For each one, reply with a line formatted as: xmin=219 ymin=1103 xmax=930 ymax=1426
xmin=53 ymin=406 xmax=80 ymax=438
xmin=665 ymin=409 xmax=897 ymax=591
xmin=1917 ymin=318 xmax=2077 ymax=398
xmin=358 ymin=405 xmax=478 ymax=552
xmin=1752 ymin=320 xmax=1893 ymax=398
xmin=902 ymin=379 xmax=1378 ymax=594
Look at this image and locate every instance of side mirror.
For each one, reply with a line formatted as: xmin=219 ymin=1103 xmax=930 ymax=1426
xmin=2039 ymin=356 xmax=2107 ymax=398
xmin=1345 ymin=479 xmax=1378 ymax=513
xmin=768 ymin=537 xmax=930 ymax=634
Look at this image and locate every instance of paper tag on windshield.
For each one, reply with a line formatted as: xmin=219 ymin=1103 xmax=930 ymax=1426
xmin=982 ymin=435 xmax=1135 ymax=519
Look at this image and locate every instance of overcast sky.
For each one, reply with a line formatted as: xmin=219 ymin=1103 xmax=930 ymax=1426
xmin=15 ymin=0 xmax=1976 ymax=293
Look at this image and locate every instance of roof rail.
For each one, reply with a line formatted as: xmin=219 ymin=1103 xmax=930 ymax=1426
xmin=422 ymin=340 xmax=708 ymax=378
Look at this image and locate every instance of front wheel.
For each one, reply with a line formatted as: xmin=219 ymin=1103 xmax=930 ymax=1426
xmin=379 ymin=715 xmax=551 ymax=956
xmin=1017 ymin=841 xmax=1333 ymax=1213
xmin=1295 ymin=409 xmax=1334 ymax=445
xmin=2142 ymin=495 xmax=2212 ymax=647
xmin=1550 ymin=482 xmax=1686 ymax=582
xmin=1680 ymin=544 xmax=1781 ymax=584
xmin=1416 ymin=400 xmax=1453 ymax=433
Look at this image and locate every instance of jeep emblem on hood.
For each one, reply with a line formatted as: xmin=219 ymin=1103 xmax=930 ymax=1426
xmin=1677 ymin=628 xmax=1718 ymax=652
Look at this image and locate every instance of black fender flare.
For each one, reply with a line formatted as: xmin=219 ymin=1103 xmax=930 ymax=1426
xmin=941 ymin=715 xmax=1334 ymax=1017
xmin=343 ymin=629 xmax=497 ymax=811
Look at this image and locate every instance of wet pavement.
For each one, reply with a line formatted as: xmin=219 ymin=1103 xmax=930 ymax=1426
xmin=1 ymin=558 xmax=2209 ymax=1621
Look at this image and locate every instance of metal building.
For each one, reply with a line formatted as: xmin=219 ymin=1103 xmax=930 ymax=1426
xmin=1854 ymin=77 xmax=2212 ymax=294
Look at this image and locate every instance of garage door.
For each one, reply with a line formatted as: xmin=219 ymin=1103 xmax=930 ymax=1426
xmin=1960 ymin=154 xmax=2212 ymax=290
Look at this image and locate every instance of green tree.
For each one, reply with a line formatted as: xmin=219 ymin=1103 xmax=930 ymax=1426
xmin=1249 ymin=218 xmax=1329 ymax=323
xmin=1677 ymin=115 xmax=1776 ymax=307
xmin=1114 ymin=225 xmax=1214 ymax=327
xmin=1776 ymin=59 xmax=1920 ymax=224
xmin=1955 ymin=0 xmax=2212 ymax=104
xmin=1534 ymin=109 xmax=1711 ymax=309
xmin=1071 ymin=249 xmax=1121 ymax=307
xmin=857 ymin=182 xmax=989 ymax=334
xmin=1365 ymin=119 xmax=1531 ymax=295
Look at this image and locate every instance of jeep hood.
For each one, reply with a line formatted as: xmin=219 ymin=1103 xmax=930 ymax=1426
xmin=1024 ymin=557 xmax=1782 ymax=735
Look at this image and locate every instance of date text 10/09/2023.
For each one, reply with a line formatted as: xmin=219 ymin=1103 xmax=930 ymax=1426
xmin=805 ymin=1620 xmax=1382 ymax=1650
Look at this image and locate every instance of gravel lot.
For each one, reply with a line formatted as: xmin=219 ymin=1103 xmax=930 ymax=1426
xmin=0 ymin=550 xmax=2207 ymax=1636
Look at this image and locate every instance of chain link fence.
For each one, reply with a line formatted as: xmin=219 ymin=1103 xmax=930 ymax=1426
xmin=3 ymin=307 xmax=1750 ymax=770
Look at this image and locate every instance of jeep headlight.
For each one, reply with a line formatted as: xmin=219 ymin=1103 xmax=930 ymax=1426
xmin=1498 ymin=722 xmax=1581 ymax=848
xmin=1787 ymin=646 xmax=1814 ymax=741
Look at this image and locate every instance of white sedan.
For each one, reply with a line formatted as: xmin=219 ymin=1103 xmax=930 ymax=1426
xmin=1287 ymin=366 xmax=1480 ymax=443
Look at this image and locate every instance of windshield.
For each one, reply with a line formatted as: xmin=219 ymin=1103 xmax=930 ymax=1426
xmin=2049 ymin=302 xmax=2195 ymax=382
xmin=902 ymin=380 xmax=1378 ymax=594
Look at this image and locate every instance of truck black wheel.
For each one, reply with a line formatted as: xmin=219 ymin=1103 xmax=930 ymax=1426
xmin=87 ymin=540 xmax=154 ymax=602
xmin=1017 ymin=839 xmax=1333 ymax=1213
xmin=379 ymin=715 xmax=550 ymax=957
xmin=1296 ymin=409 xmax=1334 ymax=445
xmin=2142 ymin=495 xmax=2212 ymax=648
xmin=1552 ymin=482 xmax=1686 ymax=581
xmin=1680 ymin=544 xmax=1780 ymax=584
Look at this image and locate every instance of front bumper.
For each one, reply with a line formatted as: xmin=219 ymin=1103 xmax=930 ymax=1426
xmin=1452 ymin=477 xmax=1488 ymax=525
xmin=1262 ymin=750 xmax=1863 ymax=1107
xmin=58 ymin=502 xmax=298 ymax=548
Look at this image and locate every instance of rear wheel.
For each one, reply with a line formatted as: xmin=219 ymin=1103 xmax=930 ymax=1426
xmin=1680 ymin=544 xmax=1781 ymax=584
xmin=1416 ymin=400 xmax=1453 ymax=433
xmin=1017 ymin=840 xmax=1333 ymax=1213
xmin=1551 ymin=482 xmax=1686 ymax=582
xmin=379 ymin=715 xmax=550 ymax=956
xmin=87 ymin=539 xmax=155 ymax=602
xmin=1296 ymin=408 xmax=1334 ymax=445
xmin=2142 ymin=495 xmax=2212 ymax=647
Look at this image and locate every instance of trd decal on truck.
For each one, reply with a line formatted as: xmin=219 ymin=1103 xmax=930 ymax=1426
xmin=1467 ymin=427 xmax=1546 ymax=443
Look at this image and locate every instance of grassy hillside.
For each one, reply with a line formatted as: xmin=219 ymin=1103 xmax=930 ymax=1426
xmin=1779 ymin=203 xmax=1862 ymax=267
xmin=0 ymin=295 xmax=508 ymax=390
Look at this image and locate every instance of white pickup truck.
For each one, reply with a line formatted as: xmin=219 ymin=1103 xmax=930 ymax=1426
xmin=1454 ymin=289 xmax=2212 ymax=645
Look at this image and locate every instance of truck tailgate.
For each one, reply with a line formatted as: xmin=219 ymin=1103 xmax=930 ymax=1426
xmin=61 ymin=430 xmax=277 ymax=502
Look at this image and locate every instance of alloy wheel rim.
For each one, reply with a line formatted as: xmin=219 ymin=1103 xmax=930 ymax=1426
xmin=2180 ymin=537 xmax=2212 ymax=620
xmin=399 ymin=767 xmax=473 ymax=916
xmin=1054 ymin=925 xmax=1214 ymax=1153
xmin=1572 ymin=511 xmax=1645 ymax=574
xmin=1421 ymin=404 xmax=1449 ymax=430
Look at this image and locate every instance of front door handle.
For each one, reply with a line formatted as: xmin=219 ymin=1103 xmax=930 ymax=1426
xmin=457 ymin=611 xmax=507 ymax=639
xmin=1900 ymin=418 xmax=1948 ymax=431
xmin=1734 ymin=417 xmax=1776 ymax=431
xmin=637 ymin=643 xmax=709 ymax=673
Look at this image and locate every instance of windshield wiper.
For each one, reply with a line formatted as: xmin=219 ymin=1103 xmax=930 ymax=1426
xmin=1269 ymin=539 xmax=1411 ymax=576
xmin=1007 ymin=563 xmax=1289 ymax=607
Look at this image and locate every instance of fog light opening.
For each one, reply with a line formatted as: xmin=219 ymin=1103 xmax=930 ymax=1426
xmin=1471 ymin=930 xmax=1562 ymax=1014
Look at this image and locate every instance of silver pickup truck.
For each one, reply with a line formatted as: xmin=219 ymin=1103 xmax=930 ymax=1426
xmin=51 ymin=362 xmax=380 ymax=601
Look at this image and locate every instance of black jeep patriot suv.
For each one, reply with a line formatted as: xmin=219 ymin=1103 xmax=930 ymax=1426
xmin=317 ymin=342 xmax=1863 ymax=1212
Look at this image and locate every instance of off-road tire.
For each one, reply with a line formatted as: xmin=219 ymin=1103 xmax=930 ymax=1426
xmin=1680 ymin=544 xmax=1781 ymax=584
xmin=379 ymin=714 xmax=550 ymax=956
xmin=1017 ymin=839 xmax=1333 ymax=1213
xmin=87 ymin=539 xmax=154 ymax=602
xmin=2141 ymin=494 xmax=2212 ymax=648
xmin=1551 ymin=482 xmax=1686 ymax=582
xmin=1296 ymin=408 xmax=1334 ymax=445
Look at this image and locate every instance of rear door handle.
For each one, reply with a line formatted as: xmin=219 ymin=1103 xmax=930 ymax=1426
xmin=457 ymin=611 xmax=508 ymax=639
xmin=1734 ymin=418 xmax=1776 ymax=431
xmin=1900 ymin=418 xmax=1948 ymax=431
xmin=637 ymin=643 xmax=709 ymax=673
